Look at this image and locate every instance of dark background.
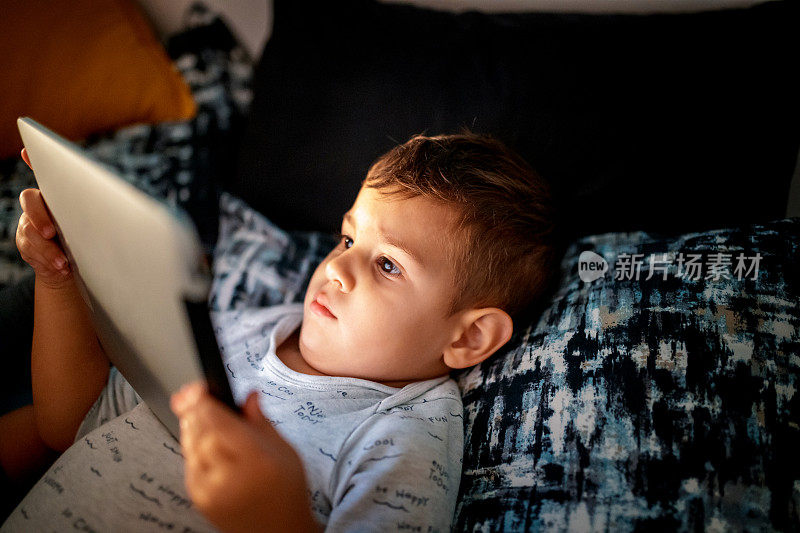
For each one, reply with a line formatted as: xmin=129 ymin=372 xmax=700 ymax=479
xmin=229 ymin=0 xmax=800 ymax=239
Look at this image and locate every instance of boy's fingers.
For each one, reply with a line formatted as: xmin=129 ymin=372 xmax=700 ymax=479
xmin=243 ymin=392 xmax=260 ymax=420
xmin=197 ymin=430 xmax=236 ymax=464
xmin=171 ymin=381 xmax=207 ymax=416
xmin=18 ymin=189 xmax=55 ymax=239
xmin=173 ymin=383 xmax=241 ymax=437
xmin=173 ymin=385 xmax=283 ymax=453
xmin=193 ymin=392 xmax=242 ymax=435
xmin=243 ymin=392 xmax=271 ymax=430
xmin=17 ymin=215 xmax=68 ymax=269
xmin=241 ymin=392 xmax=289 ymax=449
xmin=21 ymin=148 xmax=32 ymax=169
xmin=17 ymin=233 xmax=67 ymax=273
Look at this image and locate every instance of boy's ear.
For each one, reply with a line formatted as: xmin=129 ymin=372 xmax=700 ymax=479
xmin=443 ymin=308 xmax=513 ymax=369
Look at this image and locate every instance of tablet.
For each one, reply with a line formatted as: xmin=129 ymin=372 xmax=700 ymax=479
xmin=17 ymin=117 xmax=235 ymax=439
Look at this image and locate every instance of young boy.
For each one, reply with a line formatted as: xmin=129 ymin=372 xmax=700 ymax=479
xmin=1 ymin=132 xmax=557 ymax=532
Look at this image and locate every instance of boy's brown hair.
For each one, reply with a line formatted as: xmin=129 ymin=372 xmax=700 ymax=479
xmin=364 ymin=131 xmax=559 ymax=319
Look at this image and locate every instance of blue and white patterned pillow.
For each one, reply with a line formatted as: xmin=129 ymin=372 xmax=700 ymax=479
xmin=210 ymin=193 xmax=337 ymax=311
xmin=210 ymin=196 xmax=800 ymax=532
xmin=454 ymin=219 xmax=800 ymax=532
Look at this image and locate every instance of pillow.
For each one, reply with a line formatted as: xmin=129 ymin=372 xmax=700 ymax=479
xmin=227 ymin=0 xmax=800 ymax=238
xmin=210 ymin=193 xmax=337 ymax=312
xmin=210 ymin=195 xmax=800 ymax=530
xmin=0 ymin=0 xmax=196 ymax=160
xmin=454 ymin=218 xmax=800 ymax=531
xmin=0 ymin=5 xmax=251 ymax=288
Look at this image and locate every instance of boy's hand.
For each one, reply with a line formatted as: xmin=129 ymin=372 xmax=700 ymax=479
xmin=16 ymin=149 xmax=72 ymax=288
xmin=171 ymin=383 xmax=319 ymax=533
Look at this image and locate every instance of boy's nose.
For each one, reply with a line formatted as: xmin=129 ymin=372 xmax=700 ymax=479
xmin=325 ymin=255 xmax=354 ymax=293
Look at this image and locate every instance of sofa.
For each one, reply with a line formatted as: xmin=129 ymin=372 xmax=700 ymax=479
xmin=1 ymin=0 xmax=798 ymax=530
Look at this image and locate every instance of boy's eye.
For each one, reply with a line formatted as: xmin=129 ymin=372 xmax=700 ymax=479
xmin=378 ymin=257 xmax=401 ymax=276
xmin=336 ymin=234 xmax=401 ymax=277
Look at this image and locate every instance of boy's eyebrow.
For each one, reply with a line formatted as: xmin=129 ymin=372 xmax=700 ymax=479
xmin=342 ymin=212 xmax=425 ymax=268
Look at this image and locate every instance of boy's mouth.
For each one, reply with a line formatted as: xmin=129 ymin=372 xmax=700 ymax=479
xmin=311 ymin=292 xmax=337 ymax=319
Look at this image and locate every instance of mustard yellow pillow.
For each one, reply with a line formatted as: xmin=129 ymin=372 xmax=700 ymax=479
xmin=0 ymin=0 xmax=196 ymax=159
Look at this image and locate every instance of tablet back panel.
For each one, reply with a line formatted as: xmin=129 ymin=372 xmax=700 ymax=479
xmin=18 ymin=117 xmax=211 ymax=438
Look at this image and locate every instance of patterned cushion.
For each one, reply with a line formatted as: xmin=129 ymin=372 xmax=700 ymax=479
xmin=210 ymin=193 xmax=337 ymax=311
xmin=454 ymin=219 xmax=800 ymax=531
xmin=211 ymin=199 xmax=800 ymax=531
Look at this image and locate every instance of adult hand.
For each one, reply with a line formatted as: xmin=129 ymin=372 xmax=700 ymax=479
xmin=171 ymin=382 xmax=319 ymax=533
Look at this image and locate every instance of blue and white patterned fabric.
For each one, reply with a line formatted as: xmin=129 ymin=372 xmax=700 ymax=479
xmin=210 ymin=193 xmax=337 ymax=312
xmin=210 ymin=196 xmax=800 ymax=531
xmin=453 ymin=220 xmax=800 ymax=531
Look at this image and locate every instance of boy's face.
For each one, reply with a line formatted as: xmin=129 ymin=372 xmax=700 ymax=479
xmin=298 ymin=186 xmax=464 ymax=385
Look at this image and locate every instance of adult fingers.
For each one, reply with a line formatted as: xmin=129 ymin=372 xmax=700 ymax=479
xmin=18 ymin=189 xmax=55 ymax=239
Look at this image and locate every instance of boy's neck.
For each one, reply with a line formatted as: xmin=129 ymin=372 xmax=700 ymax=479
xmin=275 ymin=329 xmax=416 ymax=389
